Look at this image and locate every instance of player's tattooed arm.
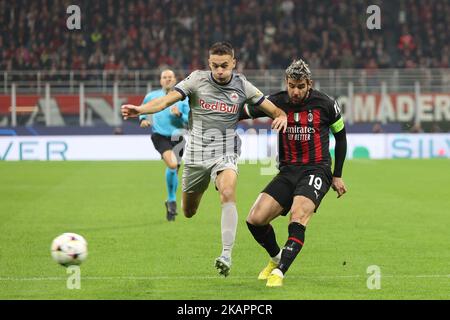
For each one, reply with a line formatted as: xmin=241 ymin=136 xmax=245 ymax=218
xmin=121 ymin=91 xmax=183 ymax=119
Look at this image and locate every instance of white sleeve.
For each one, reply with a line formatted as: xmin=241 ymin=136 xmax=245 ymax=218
xmin=243 ymin=79 xmax=265 ymax=105
xmin=174 ymin=71 xmax=199 ymax=99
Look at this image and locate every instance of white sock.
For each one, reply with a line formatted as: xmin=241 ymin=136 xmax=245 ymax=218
xmin=271 ymin=268 xmax=284 ymax=278
xmin=271 ymin=250 xmax=282 ymax=264
xmin=221 ymin=202 xmax=238 ymax=259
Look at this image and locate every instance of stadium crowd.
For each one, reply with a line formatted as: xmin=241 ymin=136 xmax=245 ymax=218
xmin=0 ymin=0 xmax=449 ymax=72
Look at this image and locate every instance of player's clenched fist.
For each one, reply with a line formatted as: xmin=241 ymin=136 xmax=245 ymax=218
xmin=170 ymin=106 xmax=182 ymax=117
xmin=332 ymin=177 xmax=347 ymax=198
xmin=140 ymin=119 xmax=151 ymax=128
xmin=121 ymin=104 xmax=142 ymax=120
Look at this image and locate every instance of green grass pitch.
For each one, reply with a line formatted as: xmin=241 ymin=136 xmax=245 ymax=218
xmin=0 ymin=159 xmax=449 ymax=299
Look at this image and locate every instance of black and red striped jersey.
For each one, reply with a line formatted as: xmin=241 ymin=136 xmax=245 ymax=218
xmin=241 ymin=89 xmax=345 ymax=168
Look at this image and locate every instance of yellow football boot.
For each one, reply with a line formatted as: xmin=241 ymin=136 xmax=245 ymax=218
xmin=266 ymin=269 xmax=284 ymax=287
xmin=258 ymin=259 xmax=278 ymax=280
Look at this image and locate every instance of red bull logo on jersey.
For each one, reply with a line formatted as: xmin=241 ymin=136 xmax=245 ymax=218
xmin=199 ymin=99 xmax=239 ymax=114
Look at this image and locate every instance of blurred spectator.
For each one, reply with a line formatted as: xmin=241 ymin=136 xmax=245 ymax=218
xmin=410 ymin=123 xmax=424 ymax=133
xmin=0 ymin=0 xmax=449 ymax=71
xmin=372 ymin=122 xmax=384 ymax=133
xmin=113 ymin=126 xmax=124 ymax=135
xmin=104 ymin=54 xmax=121 ymax=71
xmin=398 ymin=26 xmax=416 ymax=53
xmin=431 ymin=123 xmax=442 ymax=133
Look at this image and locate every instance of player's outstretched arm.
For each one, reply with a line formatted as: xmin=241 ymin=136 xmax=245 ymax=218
xmin=121 ymin=90 xmax=183 ymax=120
xmin=239 ymin=104 xmax=267 ymax=120
xmin=258 ymin=99 xmax=288 ymax=133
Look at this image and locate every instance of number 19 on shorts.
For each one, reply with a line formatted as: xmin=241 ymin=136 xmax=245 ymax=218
xmin=308 ymin=175 xmax=322 ymax=190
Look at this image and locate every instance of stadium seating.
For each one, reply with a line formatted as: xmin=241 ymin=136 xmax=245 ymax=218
xmin=0 ymin=0 xmax=448 ymax=72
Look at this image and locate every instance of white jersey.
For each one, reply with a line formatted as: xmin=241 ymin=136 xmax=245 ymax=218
xmin=174 ymin=70 xmax=265 ymax=164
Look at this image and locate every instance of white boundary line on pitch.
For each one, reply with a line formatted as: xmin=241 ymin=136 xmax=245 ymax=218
xmin=0 ymin=274 xmax=449 ymax=281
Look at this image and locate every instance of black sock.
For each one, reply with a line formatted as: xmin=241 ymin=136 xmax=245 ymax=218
xmin=246 ymin=221 xmax=280 ymax=258
xmin=278 ymin=222 xmax=306 ymax=274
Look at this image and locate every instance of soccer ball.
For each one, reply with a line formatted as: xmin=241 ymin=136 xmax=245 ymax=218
xmin=51 ymin=233 xmax=88 ymax=267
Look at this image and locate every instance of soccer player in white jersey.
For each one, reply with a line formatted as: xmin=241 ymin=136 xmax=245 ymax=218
xmin=121 ymin=42 xmax=287 ymax=277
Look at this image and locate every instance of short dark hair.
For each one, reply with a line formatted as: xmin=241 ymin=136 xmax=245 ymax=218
xmin=209 ymin=42 xmax=234 ymax=57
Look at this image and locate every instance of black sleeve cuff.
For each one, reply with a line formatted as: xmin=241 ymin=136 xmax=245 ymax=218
xmin=254 ymin=96 xmax=265 ymax=106
xmin=174 ymin=87 xmax=187 ymax=100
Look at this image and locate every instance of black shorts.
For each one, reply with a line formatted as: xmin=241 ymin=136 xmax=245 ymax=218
xmin=262 ymin=164 xmax=332 ymax=215
xmin=151 ymin=133 xmax=185 ymax=163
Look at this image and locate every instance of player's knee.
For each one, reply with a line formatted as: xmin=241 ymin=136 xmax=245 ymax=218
xmin=247 ymin=207 xmax=268 ymax=226
xmin=167 ymin=162 xmax=178 ymax=170
xmin=291 ymin=209 xmax=313 ymax=226
xmin=219 ymin=187 xmax=235 ymax=203
xmin=246 ymin=215 xmax=267 ymax=226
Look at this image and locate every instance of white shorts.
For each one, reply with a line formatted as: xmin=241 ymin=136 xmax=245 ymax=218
xmin=182 ymin=155 xmax=239 ymax=193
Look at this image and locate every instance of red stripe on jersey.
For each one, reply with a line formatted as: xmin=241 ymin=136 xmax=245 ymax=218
xmin=281 ymin=122 xmax=290 ymax=164
xmin=288 ymin=237 xmax=304 ymax=246
xmin=300 ymin=111 xmax=309 ymax=164
xmin=288 ymin=111 xmax=298 ymax=163
xmin=313 ymin=109 xmax=322 ymax=163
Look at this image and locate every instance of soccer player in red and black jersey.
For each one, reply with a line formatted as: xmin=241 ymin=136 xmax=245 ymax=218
xmin=239 ymin=59 xmax=348 ymax=287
